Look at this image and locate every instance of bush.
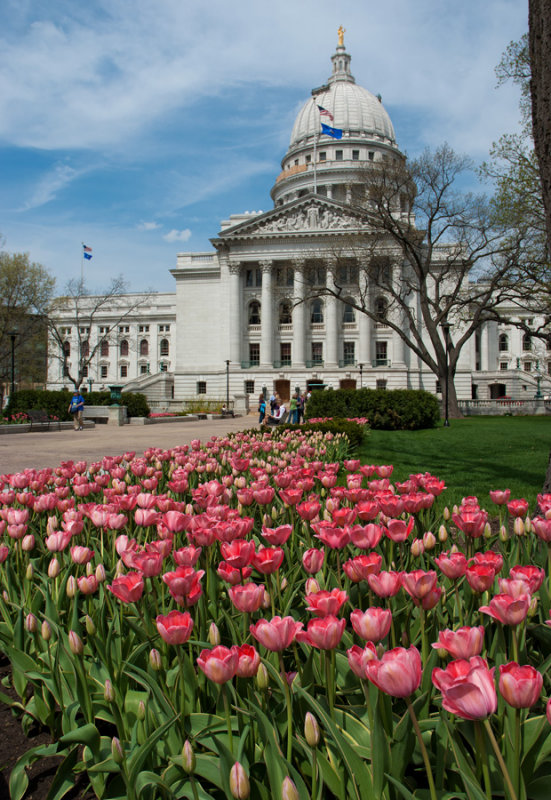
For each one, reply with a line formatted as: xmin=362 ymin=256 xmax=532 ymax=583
xmin=5 ymin=389 xmax=150 ymax=420
xmin=273 ymin=418 xmax=368 ymax=452
xmin=305 ymin=387 xmax=440 ymax=430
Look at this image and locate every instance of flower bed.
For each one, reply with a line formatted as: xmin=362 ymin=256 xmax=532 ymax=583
xmin=0 ymin=429 xmax=550 ymax=800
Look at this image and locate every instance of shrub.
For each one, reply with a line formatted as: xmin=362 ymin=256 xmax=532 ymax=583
xmin=272 ymin=418 xmax=368 ymax=452
xmin=5 ymin=389 xmax=150 ymax=420
xmin=305 ymin=387 xmax=440 ymax=430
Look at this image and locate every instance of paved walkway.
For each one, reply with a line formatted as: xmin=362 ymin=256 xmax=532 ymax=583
xmin=0 ymin=415 xmax=259 ymax=475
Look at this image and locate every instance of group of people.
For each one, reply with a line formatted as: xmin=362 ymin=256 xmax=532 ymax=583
xmin=258 ymin=389 xmax=309 ymax=426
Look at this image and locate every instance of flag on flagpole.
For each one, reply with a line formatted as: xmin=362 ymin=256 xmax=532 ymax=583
xmin=82 ymin=244 xmax=93 ymax=260
xmin=317 ymin=105 xmax=334 ymax=122
xmin=321 ymin=122 xmax=343 ymax=139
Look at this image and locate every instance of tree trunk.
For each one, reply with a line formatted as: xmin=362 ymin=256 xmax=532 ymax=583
xmin=440 ymin=370 xmax=463 ymax=421
xmin=529 ymin=0 xmax=551 ymax=253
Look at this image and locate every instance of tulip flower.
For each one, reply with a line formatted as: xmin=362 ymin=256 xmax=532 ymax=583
xmin=465 ymin=564 xmax=496 ymax=593
xmin=509 ymin=565 xmax=545 ymax=594
xmin=251 ymin=546 xmax=284 ymax=575
xmin=434 ymin=550 xmax=468 ymax=580
xmin=296 ymin=615 xmax=347 ymax=649
xmin=228 ymin=583 xmax=265 ymax=613
xmin=107 ymin=572 xmax=145 ymax=604
xmin=452 ymin=508 xmax=488 ymax=538
xmin=432 ymin=626 xmax=484 ymax=659
xmin=197 ymin=645 xmax=239 ymax=684
xmin=229 ymin=762 xmax=250 ymax=799
xmin=350 ymin=607 xmax=392 ymax=643
xmin=220 ymin=539 xmax=256 ymax=569
xmin=343 ymin=553 xmax=382 ymax=582
xmin=261 ymin=524 xmax=292 ymax=545
xmin=349 ymin=523 xmax=384 ymax=550
xmin=302 ymin=548 xmax=325 ymax=574
xmin=472 ymin=551 xmax=503 ymax=574
xmin=507 ymin=498 xmax=529 ymax=518
xmin=479 ymin=593 xmax=530 ymax=626
xmin=489 ymin=489 xmax=511 ymax=505
xmin=235 ymin=644 xmax=260 ymax=678
xmin=401 ymin=570 xmax=439 ymax=601
xmin=305 ymin=588 xmax=348 ymax=617
xmin=217 ymin=561 xmax=252 ymax=586
xmin=250 ymin=616 xmax=303 ymax=651
xmin=313 ymin=524 xmax=350 ymax=549
xmin=432 ymin=657 xmax=497 ymax=720
xmin=347 ymin=642 xmax=377 ymax=677
xmin=364 ymin=646 xmax=422 ymax=698
xmin=367 ymin=570 xmax=402 ymax=598
xmin=156 ymin=610 xmax=194 ymax=645
xmin=498 ymin=662 xmax=543 ymax=708
xmin=384 ymin=517 xmax=415 ymax=543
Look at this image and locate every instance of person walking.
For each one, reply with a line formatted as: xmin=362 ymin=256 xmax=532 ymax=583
xmin=258 ymin=393 xmax=266 ymax=425
xmin=68 ymin=389 xmax=85 ymax=431
xmin=289 ymin=392 xmax=298 ymax=424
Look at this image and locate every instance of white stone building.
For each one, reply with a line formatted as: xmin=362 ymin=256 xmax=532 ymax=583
xmin=47 ymin=37 xmax=551 ymax=409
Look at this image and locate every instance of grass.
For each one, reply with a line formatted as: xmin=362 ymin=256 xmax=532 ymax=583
xmin=359 ymin=416 xmax=551 ymax=510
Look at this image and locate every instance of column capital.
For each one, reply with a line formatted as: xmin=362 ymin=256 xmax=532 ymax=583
xmin=259 ymin=259 xmax=273 ymax=273
xmin=228 ymin=262 xmax=242 ymax=276
xmin=292 ymin=257 xmax=306 ymax=273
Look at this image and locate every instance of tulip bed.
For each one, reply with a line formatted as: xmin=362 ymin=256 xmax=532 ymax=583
xmin=0 ymin=426 xmax=551 ymax=800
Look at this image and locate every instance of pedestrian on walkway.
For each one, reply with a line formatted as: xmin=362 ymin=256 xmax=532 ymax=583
xmin=68 ymin=389 xmax=85 ymax=431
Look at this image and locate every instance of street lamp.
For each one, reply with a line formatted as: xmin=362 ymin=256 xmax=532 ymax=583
xmin=8 ymin=330 xmax=18 ymax=398
xmin=225 ymin=360 xmax=230 ymax=409
xmin=359 ymin=362 xmax=364 ymax=388
xmin=441 ymin=322 xmax=452 ymax=427
xmin=535 ymin=360 xmax=543 ymax=399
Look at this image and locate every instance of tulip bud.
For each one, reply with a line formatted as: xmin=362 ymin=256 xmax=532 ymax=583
xmin=208 ymin=622 xmax=221 ymax=646
xmin=86 ymin=561 xmax=94 ymax=577
xmin=499 ymin=525 xmax=508 ymax=542
xmin=22 ymin=534 xmax=35 ymax=551
xmin=262 ymin=589 xmax=271 ymax=609
xmin=528 ymin=596 xmax=539 ymax=618
xmin=280 ymin=577 xmax=288 ymax=591
xmin=137 ymin=700 xmax=146 ymax=721
xmin=483 ymin=522 xmax=492 ymax=539
xmin=229 ymin=762 xmax=250 ymax=800
xmin=305 ymin=578 xmax=320 ymax=595
xmin=182 ymin=739 xmax=196 ymax=774
xmin=423 ymin=531 xmax=436 ymax=550
xmin=104 ymin=679 xmax=115 ymax=702
xmin=48 ymin=558 xmax=60 ymax=578
xmin=547 ymin=697 xmax=551 ymax=726
xmin=66 ymin=575 xmax=77 ymax=598
xmin=401 ymin=630 xmax=409 ymax=647
xmin=41 ymin=620 xmax=52 ymax=641
xmin=111 ymin=737 xmax=124 ymax=764
xmin=304 ymin=712 xmax=320 ymax=747
xmin=376 ymin=643 xmax=386 ymax=659
xmin=95 ymin=564 xmax=106 ymax=583
xmin=524 ymin=516 xmax=532 ymax=534
xmin=115 ymin=559 xmax=125 ymax=578
xmin=68 ymin=630 xmax=83 ymax=656
xmin=271 ymin=506 xmax=278 ymax=521
xmin=3 ymin=591 xmax=9 ymax=603
xmin=411 ymin=538 xmax=424 ymax=557
xmin=443 ymin=507 xmax=451 ymax=520
xmin=256 ymin=662 xmax=269 ymax=691
xmin=25 ymin=613 xmax=38 ymax=634
xmin=451 ymin=505 xmax=458 ymax=516
xmin=149 ymin=648 xmax=162 ymax=671
xmin=85 ymin=615 xmax=96 ymax=636
xmin=262 ymin=514 xmax=271 ymax=527
xmin=514 ymin=517 xmax=525 ymax=537
xmin=282 ymin=776 xmax=299 ymax=800
xmin=25 ymin=563 xmax=34 ymax=580
xmin=437 ymin=525 xmax=448 ymax=543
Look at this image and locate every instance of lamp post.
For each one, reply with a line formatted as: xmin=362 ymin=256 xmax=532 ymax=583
xmin=441 ymin=322 xmax=452 ymax=428
xmin=535 ymin=360 xmax=543 ymax=399
xmin=359 ymin=363 xmax=364 ymax=388
xmin=225 ymin=360 xmax=230 ymax=409
xmin=8 ymin=330 xmax=18 ymax=398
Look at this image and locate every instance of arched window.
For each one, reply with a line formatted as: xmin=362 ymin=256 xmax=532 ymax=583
xmin=249 ymin=301 xmax=261 ymax=325
xmin=498 ymin=334 xmax=509 ymax=352
xmin=100 ymin=339 xmax=109 ymax=357
xmin=63 ymin=341 xmax=71 ymax=357
xmin=160 ymin=339 xmax=169 ymax=357
xmin=120 ymin=339 xmax=129 ymax=357
xmin=343 ymin=301 xmax=355 ymax=323
xmin=522 ymin=333 xmax=532 ymax=352
xmin=311 ymin=299 xmax=324 ymax=324
xmin=140 ymin=339 xmax=149 ymax=356
xmin=375 ymin=296 xmax=388 ymax=321
xmin=80 ymin=341 xmax=89 ymax=358
xmin=279 ymin=301 xmax=292 ymax=325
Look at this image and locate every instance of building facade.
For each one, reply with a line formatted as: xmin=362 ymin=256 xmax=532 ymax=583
xmin=47 ymin=37 xmax=551 ymax=407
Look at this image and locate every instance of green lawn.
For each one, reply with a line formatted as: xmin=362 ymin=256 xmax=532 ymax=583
xmin=359 ymin=416 xmax=551 ymax=510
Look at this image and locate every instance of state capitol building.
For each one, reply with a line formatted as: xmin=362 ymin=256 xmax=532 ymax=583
xmin=47 ymin=33 xmax=549 ymax=410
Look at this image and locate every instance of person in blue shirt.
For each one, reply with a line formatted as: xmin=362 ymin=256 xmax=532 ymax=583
xmin=68 ymin=390 xmax=85 ymax=431
xmin=258 ymin=393 xmax=266 ymax=425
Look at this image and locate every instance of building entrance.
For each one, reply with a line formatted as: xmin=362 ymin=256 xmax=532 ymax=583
xmin=274 ymin=379 xmax=290 ymax=403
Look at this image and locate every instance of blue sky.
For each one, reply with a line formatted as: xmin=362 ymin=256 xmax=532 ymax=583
xmin=0 ymin=0 xmax=527 ymax=294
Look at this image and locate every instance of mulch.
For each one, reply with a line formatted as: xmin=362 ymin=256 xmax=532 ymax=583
xmin=0 ymin=654 xmax=95 ymax=800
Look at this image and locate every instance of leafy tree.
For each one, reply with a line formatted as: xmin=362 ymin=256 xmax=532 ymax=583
xmin=48 ymin=276 xmax=151 ymax=390
xmin=0 ymin=246 xmax=55 ymax=406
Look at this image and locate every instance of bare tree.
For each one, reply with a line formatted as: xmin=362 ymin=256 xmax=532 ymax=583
xmin=306 ymin=145 xmax=528 ymax=417
xmin=48 ymin=276 xmax=151 ymax=390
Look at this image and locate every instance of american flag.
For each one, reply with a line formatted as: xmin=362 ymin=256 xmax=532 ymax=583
xmin=317 ymin=105 xmax=334 ymax=121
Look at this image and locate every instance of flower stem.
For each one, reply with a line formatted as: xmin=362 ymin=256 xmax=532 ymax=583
xmin=222 ymin=683 xmax=234 ymax=756
xmin=483 ymin=719 xmax=519 ymax=800
xmin=474 ymin=721 xmax=492 ymax=800
xmin=406 ymin=697 xmax=437 ymax=800
xmin=279 ymin=652 xmax=293 ymax=762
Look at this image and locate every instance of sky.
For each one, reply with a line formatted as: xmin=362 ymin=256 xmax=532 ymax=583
xmin=0 ymin=0 xmax=528 ymax=294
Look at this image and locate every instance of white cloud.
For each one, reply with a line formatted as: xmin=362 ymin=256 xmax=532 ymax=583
xmin=21 ymin=163 xmax=87 ymax=210
xmin=137 ymin=221 xmax=161 ymax=231
xmin=163 ymin=228 xmax=192 ymax=243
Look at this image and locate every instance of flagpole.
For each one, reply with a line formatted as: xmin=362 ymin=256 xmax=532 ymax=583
xmin=313 ymin=129 xmax=318 ymax=194
xmin=81 ymin=243 xmax=84 ymax=284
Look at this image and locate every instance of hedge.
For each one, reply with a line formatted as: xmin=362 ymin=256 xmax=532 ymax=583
xmin=304 ymin=387 xmax=440 ymax=430
xmin=5 ymin=390 xmax=150 ymax=421
xmin=271 ymin=418 xmax=368 ymax=452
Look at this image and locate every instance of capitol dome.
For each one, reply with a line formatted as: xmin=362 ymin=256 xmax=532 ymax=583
xmin=271 ymin=35 xmax=402 ymax=207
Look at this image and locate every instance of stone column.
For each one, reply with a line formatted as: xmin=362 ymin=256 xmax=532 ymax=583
xmin=260 ymin=260 xmax=273 ymax=367
xmin=481 ymin=322 xmax=490 ymax=371
xmin=292 ymin=260 xmax=306 ymax=367
xmin=359 ymin=310 xmax=370 ymax=367
xmin=228 ymin=262 xmax=242 ymax=365
xmin=325 ymin=263 xmax=339 ymax=368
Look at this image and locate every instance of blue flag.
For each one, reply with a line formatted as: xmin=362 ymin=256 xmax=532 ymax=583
xmin=321 ymin=122 xmax=343 ymax=139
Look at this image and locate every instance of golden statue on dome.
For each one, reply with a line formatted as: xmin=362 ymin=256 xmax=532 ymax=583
xmin=338 ymin=26 xmax=346 ymax=47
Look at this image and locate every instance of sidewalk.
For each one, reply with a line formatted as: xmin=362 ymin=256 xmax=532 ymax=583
xmin=0 ymin=415 xmax=259 ymax=475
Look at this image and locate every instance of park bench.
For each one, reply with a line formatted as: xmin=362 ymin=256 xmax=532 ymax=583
xmin=26 ymin=409 xmax=61 ymax=431
xmin=221 ymin=408 xmax=235 ymax=418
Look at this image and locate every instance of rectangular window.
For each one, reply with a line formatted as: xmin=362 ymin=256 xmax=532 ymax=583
xmin=245 ymin=269 xmax=253 ymax=287
xmin=280 ymin=343 xmax=291 ymax=365
xmin=435 ymin=380 xmax=442 ymax=394
xmin=500 ymin=362 xmax=508 ymax=371
xmin=139 ymin=325 xmax=150 ymax=333
xmin=275 ymin=268 xmax=284 ymax=286
xmin=368 ymin=151 xmax=374 ymax=161
xmin=375 ymin=341 xmax=388 ymax=365
xmin=305 ymin=154 xmax=311 ymax=163
xmin=100 ymin=366 xmax=108 ymax=379
xmin=245 ymin=380 xmax=255 ymax=394
xmin=286 ymin=268 xmax=294 ymax=287
xmin=82 ymin=365 xmax=88 ymax=378
xmin=120 ymin=365 xmax=128 ymax=378
xmin=335 ymin=150 xmax=343 ymax=161
xmin=118 ymin=326 xmax=130 ymax=333
xmin=159 ymin=362 xmax=168 ymax=372
xmin=312 ymin=342 xmax=323 ymax=364
xmin=256 ymin=268 xmax=262 ymax=287
xmin=343 ymin=341 xmax=355 ymax=365
xmin=376 ymin=379 xmax=387 ymax=390
xmin=319 ymin=152 xmax=326 ymax=161
xmin=158 ymin=324 xmax=171 ymax=332
xmin=197 ymin=381 xmax=207 ymax=394
xmin=140 ymin=364 xmax=148 ymax=375
xmin=352 ymin=150 xmax=360 ymax=160
xmin=249 ymin=343 xmax=260 ymax=366
xmin=524 ymin=361 xmax=532 ymax=371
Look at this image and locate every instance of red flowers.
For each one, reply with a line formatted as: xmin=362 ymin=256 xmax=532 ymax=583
xmin=107 ymin=573 xmax=144 ymax=603
xmin=498 ymin=662 xmax=542 ymax=708
xmin=364 ymin=646 xmax=422 ymax=698
xmin=432 ymin=657 xmax=497 ymax=720
xmin=350 ymin=607 xmax=392 ymax=643
xmin=479 ymin=593 xmax=530 ymax=626
xmin=297 ymin=616 xmax=346 ymax=649
xmin=156 ymin=610 xmax=194 ymax=645
xmin=197 ymin=645 xmax=239 ymax=683
xmin=250 ymin=616 xmax=303 ymax=651
xmin=432 ymin=626 xmax=484 ymax=659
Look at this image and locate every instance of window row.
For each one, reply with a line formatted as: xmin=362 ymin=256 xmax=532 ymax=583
xmin=247 ymin=298 xmax=387 ymax=326
xmin=78 ymin=363 xmax=169 ymax=379
xmin=499 ymin=332 xmax=551 ymax=353
xmin=62 ymin=339 xmax=170 ymax=357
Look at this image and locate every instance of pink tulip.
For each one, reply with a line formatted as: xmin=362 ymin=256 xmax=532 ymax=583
xmin=480 ymin=593 xmax=530 ymax=626
xmin=296 ymin=615 xmax=347 ymax=650
xmin=229 ymin=583 xmax=265 ymax=613
xmin=434 ymin=550 xmax=468 ymax=580
xmin=173 ymin=546 xmax=202 ymax=567
xmin=532 ymin=517 xmax=551 ymax=542
xmin=507 ymin=498 xmax=529 ymax=518
xmin=472 ymin=551 xmax=503 ymax=574
xmin=465 ymin=564 xmax=496 ymax=593
xmin=250 ymin=616 xmax=303 ymax=651
xmin=313 ymin=525 xmax=350 ymax=549
xmin=349 ymin=524 xmax=384 ymax=550
xmin=235 ymin=644 xmax=261 ymax=678
xmin=156 ymin=610 xmax=194 ymax=645
xmin=350 ymin=607 xmax=392 ymax=642
xmin=384 ymin=517 xmax=414 ymax=543
xmin=400 ymin=570 xmax=439 ymax=601
xmin=70 ymin=546 xmax=94 ymax=565
xmin=305 ymin=589 xmax=348 ymax=617
xmin=107 ymin=573 xmax=144 ymax=603
xmin=499 ymin=662 xmax=542 ymax=708
xmin=261 ymin=524 xmax=292 ymax=545
xmin=509 ymin=565 xmax=545 ymax=594
xmin=432 ymin=626 xmax=484 ymax=659
xmin=367 ymin=570 xmax=402 ymax=598
xmin=343 ymin=553 xmax=382 ymax=583
xmin=347 ymin=643 xmax=377 ymax=677
xmin=0 ymin=545 xmax=9 ymax=563
xmin=77 ymin=575 xmax=99 ymax=594
xmin=489 ymin=489 xmax=511 ymax=505
xmin=364 ymin=646 xmax=422 ymax=698
xmin=252 ymin=547 xmax=284 ymax=575
xmin=217 ymin=561 xmax=252 ymax=585
xmin=162 ymin=566 xmax=205 ymax=596
xmin=302 ymin=548 xmax=325 ymax=574
xmin=197 ymin=645 xmax=239 ymax=683
xmin=220 ymin=539 xmax=256 ymax=569
xmin=452 ymin=508 xmax=488 ymax=538
xmin=432 ymin=657 xmax=497 ymax=720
